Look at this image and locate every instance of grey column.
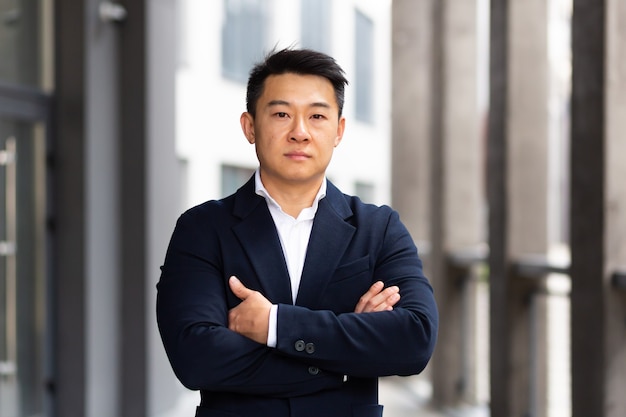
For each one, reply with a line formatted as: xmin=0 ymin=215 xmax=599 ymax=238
xmin=146 ymin=0 xmax=183 ymax=415
xmin=570 ymin=1 xmax=605 ymax=416
xmin=86 ymin=0 xmax=122 ymax=414
xmin=119 ymin=0 xmax=148 ymax=415
xmin=604 ymin=0 xmax=626 ymax=415
xmin=489 ymin=0 xmax=551 ymax=416
xmin=391 ymin=0 xmax=433 ymax=244
xmin=571 ymin=0 xmax=626 ymax=416
xmin=429 ymin=0 xmax=484 ymax=408
xmin=53 ymin=1 xmax=87 ymax=415
xmin=487 ymin=0 xmax=510 ymax=413
xmin=508 ymin=1 xmax=550 ymax=414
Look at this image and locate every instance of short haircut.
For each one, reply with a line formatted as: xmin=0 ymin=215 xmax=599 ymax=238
xmin=246 ymin=48 xmax=349 ymax=118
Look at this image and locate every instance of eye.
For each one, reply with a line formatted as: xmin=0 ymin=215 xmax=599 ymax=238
xmin=275 ymin=112 xmax=288 ymax=118
xmin=312 ymin=114 xmax=326 ymax=120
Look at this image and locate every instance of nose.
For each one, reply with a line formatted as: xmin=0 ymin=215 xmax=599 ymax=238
xmin=289 ymin=116 xmax=309 ymax=142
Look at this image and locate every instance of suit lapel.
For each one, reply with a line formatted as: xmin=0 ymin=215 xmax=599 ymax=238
xmin=296 ymin=183 xmax=355 ymax=308
xmin=232 ymin=179 xmax=293 ymax=304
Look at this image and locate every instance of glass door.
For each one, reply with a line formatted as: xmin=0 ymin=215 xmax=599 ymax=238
xmin=0 ymin=118 xmax=49 ymax=417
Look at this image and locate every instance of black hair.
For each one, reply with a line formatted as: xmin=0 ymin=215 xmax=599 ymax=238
xmin=246 ymin=48 xmax=348 ymax=118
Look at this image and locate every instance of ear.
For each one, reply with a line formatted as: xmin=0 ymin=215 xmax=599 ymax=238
xmin=240 ymin=112 xmax=256 ymax=144
xmin=334 ymin=116 xmax=346 ymax=147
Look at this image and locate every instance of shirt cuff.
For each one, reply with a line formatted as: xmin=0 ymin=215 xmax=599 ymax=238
xmin=267 ymin=304 xmax=278 ymax=347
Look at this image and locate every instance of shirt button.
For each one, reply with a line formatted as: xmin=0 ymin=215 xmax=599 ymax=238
xmin=308 ymin=366 xmax=319 ymax=375
xmin=294 ymin=340 xmax=305 ymax=352
xmin=305 ymin=343 xmax=315 ymax=354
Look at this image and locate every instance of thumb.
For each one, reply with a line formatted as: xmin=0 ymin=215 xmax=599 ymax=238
xmin=229 ymin=276 xmax=252 ymax=300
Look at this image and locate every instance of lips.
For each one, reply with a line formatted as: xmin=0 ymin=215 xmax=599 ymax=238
xmin=285 ymin=151 xmax=310 ymax=160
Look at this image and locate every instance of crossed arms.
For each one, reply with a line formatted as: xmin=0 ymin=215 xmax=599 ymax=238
xmin=228 ymin=276 xmax=401 ymax=345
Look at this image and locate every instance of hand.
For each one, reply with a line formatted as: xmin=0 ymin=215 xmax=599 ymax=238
xmin=228 ymin=276 xmax=272 ymax=344
xmin=354 ymin=281 xmax=400 ymax=313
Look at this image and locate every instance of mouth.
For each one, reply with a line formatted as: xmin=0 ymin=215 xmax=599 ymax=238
xmin=285 ymin=151 xmax=310 ymax=161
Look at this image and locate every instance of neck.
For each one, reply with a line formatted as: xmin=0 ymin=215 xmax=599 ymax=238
xmin=261 ymin=175 xmax=323 ymax=218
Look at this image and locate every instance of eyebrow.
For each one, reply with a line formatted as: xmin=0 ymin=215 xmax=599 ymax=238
xmin=267 ymin=99 xmax=332 ymax=109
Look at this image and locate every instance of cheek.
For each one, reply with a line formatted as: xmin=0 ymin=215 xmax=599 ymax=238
xmin=255 ymin=138 xmax=280 ymax=158
xmin=319 ymin=146 xmax=336 ymax=163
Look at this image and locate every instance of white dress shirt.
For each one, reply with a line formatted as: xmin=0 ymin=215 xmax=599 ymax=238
xmin=254 ymin=170 xmax=326 ymax=347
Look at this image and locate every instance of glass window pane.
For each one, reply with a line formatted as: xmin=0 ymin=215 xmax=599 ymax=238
xmin=0 ymin=0 xmax=52 ymax=89
xmin=221 ymin=0 xmax=268 ymax=83
xmin=355 ymin=9 xmax=374 ymax=123
xmin=300 ymin=0 xmax=331 ymax=54
xmin=221 ymin=164 xmax=255 ymax=197
xmin=355 ymin=181 xmax=375 ymax=203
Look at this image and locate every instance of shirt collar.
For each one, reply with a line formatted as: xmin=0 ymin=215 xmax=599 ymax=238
xmin=254 ymin=169 xmax=327 ymax=214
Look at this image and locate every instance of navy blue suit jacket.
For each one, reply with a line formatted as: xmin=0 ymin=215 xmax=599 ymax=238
xmin=157 ymin=177 xmax=438 ymax=417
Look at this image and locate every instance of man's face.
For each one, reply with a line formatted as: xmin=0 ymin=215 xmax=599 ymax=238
xmin=240 ymin=73 xmax=345 ymax=190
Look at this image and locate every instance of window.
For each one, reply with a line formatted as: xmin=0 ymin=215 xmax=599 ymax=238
xmin=355 ymin=9 xmax=374 ymax=123
xmin=221 ymin=164 xmax=255 ymax=197
xmin=300 ymin=0 xmax=331 ymax=54
xmin=221 ymin=0 xmax=268 ymax=83
xmin=355 ymin=181 xmax=375 ymax=204
xmin=177 ymin=0 xmax=191 ymax=67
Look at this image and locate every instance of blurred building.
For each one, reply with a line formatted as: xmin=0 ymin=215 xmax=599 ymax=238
xmin=0 ymin=0 xmax=179 ymax=416
xmin=0 ymin=1 xmax=392 ymax=416
xmin=391 ymin=1 xmax=626 ymax=417
xmin=2 ymin=0 xmax=625 ymax=417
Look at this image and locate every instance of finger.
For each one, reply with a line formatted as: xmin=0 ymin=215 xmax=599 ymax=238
xmin=362 ymin=286 xmax=400 ymax=313
xmin=355 ymin=281 xmax=384 ymax=313
xmin=380 ymin=286 xmax=400 ymax=308
xmin=382 ymin=290 xmax=401 ymax=310
xmin=229 ymin=276 xmax=252 ymax=300
xmin=228 ymin=309 xmax=237 ymax=331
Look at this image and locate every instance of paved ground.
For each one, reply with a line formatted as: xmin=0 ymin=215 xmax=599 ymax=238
xmin=379 ymin=375 xmax=488 ymax=417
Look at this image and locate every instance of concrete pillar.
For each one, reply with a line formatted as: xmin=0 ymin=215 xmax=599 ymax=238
xmin=391 ymin=0 xmax=433 ymax=244
xmin=508 ymin=2 xmax=549 ymax=254
xmin=489 ymin=0 xmax=551 ymax=416
xmin=54 ymin=1 xmax=88 ymax=415
xmin=118 ymin=1 xmax=148 ymax=414
xmin=508 ymin=2 xmax=550 ymax=414
xmin=428 ymin=0 xmax=484 ymax=408
xmin=604 ymin=0 xmax=626 ymax=415
xmin=442 ymin=1 xmax=483 ymax=250
xmin=570 ymin=1 xmax=605 ymax=416
xmin=146 ymin=0 xmax=183 ymax=415
xmin=571 ymin=0 xmax=626 ymax=416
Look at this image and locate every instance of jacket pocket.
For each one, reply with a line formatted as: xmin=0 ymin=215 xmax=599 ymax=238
xmin=332 ymin=255 xmax=370 ymax=283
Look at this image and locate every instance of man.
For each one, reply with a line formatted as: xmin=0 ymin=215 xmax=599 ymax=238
xmin=157 ymin=48 xmax=438 ymax=417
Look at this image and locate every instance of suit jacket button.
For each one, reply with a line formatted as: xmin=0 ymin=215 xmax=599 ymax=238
xmin=305 ymin=343 xmax=315 ymax=354
xmin=308 ymin=366 xmax=319 ymax=375
xmin=294 ymin=340 xmax=305 ymax=352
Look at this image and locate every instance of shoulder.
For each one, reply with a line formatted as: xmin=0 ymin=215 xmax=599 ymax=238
xmin=181 ymin=196 xmax=229 ymax=218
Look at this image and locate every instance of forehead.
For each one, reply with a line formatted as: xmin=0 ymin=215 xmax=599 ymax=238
xmin=259 ymin=73 xmax=338 ymax=107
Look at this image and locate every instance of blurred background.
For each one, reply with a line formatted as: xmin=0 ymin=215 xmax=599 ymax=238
xmin=0 ymin=0 xmax=624 ymax=416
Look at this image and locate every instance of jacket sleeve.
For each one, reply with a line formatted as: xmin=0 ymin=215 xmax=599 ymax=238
xmin=156 ymin=209 xmax=344 ymax=397
xmin=274 ymin=209 xmax=438 ymax=378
